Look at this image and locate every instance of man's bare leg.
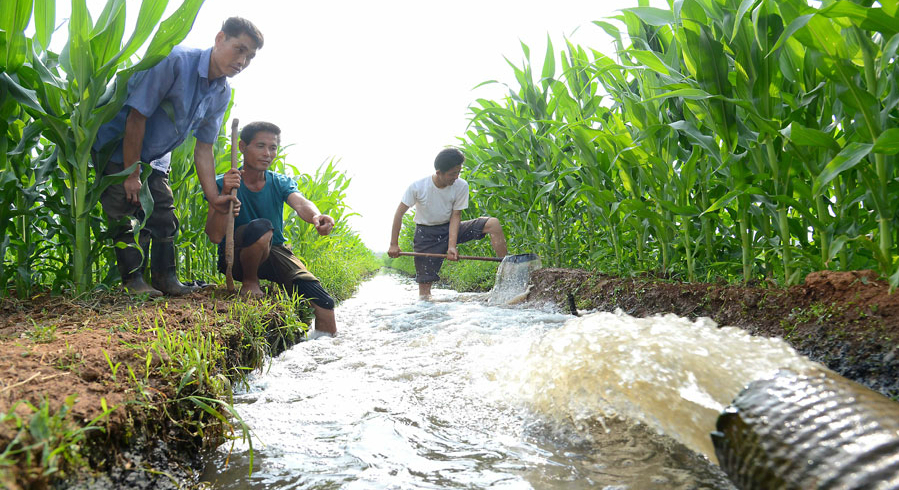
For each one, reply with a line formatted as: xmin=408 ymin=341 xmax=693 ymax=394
xmin=483 ymin=217 xmax=508 ymax=258
xmin=239 ymin=230 xmax=272 ymax=298
xmin=418 ymin=282 xmax=432 ymax=300
xmin=310 ymin=303 xmax=337 ymax=335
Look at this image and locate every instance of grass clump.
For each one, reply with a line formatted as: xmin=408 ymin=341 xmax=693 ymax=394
xmin=0 ymin=395 xmax=115 ymax=488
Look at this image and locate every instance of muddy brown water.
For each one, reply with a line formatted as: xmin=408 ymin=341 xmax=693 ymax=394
xmin=199 ymin=271 xmax=826 ymax=489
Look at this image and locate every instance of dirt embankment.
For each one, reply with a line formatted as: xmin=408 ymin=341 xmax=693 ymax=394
xmin=0 ymin=288 xmax=304 ymax=489
xmin=527 ymin=269 xmax=899 ymax=400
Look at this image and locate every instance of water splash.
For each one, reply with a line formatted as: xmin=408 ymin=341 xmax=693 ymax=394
xmin=201 ymin=273 xmax=816 ymax=488
xmin=496 ymin=310 xmax=825 ymax=463
xmin=487 ymin=253 xmax=542 ymax=305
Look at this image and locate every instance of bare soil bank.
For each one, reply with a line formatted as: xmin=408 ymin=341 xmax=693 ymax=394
xmin=0 ymin=287 xmax=302 ymax=489
xmin=527 ymin=268 xmax=899 ymax=400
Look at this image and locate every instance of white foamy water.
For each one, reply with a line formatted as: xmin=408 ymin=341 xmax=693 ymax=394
xmin=201 ymin=271 xmax=822 ymax=489
xmin=498 ymin=311 xmax=824 ymax=463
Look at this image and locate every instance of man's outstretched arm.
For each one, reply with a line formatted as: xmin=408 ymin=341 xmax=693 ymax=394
xmin=287 ymin=192 xmax=334 ymax=236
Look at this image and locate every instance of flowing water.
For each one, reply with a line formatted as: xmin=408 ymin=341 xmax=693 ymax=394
xmin=201 ymin=271 xmax=824 ymax=489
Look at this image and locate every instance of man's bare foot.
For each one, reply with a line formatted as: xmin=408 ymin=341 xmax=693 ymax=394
xmin=309 ymin=330 xmax=335 ymax=340
xmin=239 ymin=284 xmax=265 ymax=298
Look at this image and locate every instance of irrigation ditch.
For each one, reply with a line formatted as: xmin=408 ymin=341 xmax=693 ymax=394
xmin=1 ymin=267 xmax=898 ymax=488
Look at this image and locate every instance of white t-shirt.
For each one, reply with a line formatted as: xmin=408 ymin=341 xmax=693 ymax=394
xmin=401 ymin=175 xmax=469 ymax=225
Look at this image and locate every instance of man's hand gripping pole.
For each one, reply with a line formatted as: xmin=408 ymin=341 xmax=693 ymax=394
xmin=225 ymin=118 xmax=239 ymax=293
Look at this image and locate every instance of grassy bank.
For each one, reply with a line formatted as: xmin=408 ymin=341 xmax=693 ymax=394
xmin=1 ymin=241 xmax=379 ymax=488
xmin=0 ymin=289 xmax=309 ymax=488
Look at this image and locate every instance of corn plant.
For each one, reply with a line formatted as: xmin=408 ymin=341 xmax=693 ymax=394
xmin=3 ymin=0 xmax=205 ymax=294
xmin=461 ymin=0 xmax=899 ymax=286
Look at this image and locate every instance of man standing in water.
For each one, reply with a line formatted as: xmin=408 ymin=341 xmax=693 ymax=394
xmin=94 ymin=17 xmax=263 ymax=296
xmin=387 ymin=147 xmax=508 ymax=299
xmin=205 ymin=121 xmax=338 ymax=336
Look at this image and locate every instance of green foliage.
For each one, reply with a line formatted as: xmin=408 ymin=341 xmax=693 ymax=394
xmin=461 ymin=0 xmax=899 ymax=287
xmin=1 ymin=0 xmax=206 ymax=295
xmin=1 ymin=0 xmax=378 ymax=300
xmin=0 ymin=395 xmax=114 ymax=487
xmin=104 ymin=298 xmax=309 ymax=478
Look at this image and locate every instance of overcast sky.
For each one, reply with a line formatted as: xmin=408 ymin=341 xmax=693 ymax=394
xmin=51 ymin=0 xmax=664 ymax=251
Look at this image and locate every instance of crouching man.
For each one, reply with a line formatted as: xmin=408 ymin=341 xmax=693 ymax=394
xmin=205 ymin=121 xmax=337 ymax=336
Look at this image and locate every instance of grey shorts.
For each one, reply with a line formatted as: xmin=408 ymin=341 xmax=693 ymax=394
xmin=412 ymin=217 xmax=489 ymax=283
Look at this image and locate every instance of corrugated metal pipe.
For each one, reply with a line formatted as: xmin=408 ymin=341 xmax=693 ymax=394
xmin=712 ymin=369 xmax=899 ymax=490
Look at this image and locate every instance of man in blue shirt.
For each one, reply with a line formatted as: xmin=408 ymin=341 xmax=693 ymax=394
xmin=95 ymin=17 xmax=263 ymax=296
xmin=205 ymin=121 xmax=338 ymax=336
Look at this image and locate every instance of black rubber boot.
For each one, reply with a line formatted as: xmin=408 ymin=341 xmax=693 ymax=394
xmin=150 ymin=240 xmax=198 ymax=296
xmin=115 ymin=241 xmax=162 ymax=297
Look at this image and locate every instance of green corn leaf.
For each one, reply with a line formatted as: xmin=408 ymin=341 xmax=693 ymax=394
xmin=33 ymin=0 xmax=55 ymax=51
xmin=621 ymin=6 xmax=674 ymax=26
xmin=669 ymin=120 xmax=720 ymax=163
xmin=658 ymin=199 xmax=702 ymax=216
xmin=803 ymin=14 xmax=848 ymax=60
xmin=882 ymin=0 xmax=897 ymax=16
xmin=90 ymin=0 xmax=127 ymax=69
xmin=540 ymin=34 xmax=555 ymax=89
xmin=882 ymin=33 xmax=899 ymax=73
xmin=106 ymin=0 xmax=170 ymax=70
xmin=702 ymin=185 xmax=752 ymax=215
xmin=0 ymin=0 xmax=33 ymax=72
xmin=855 ymin=235 xmax=891 ymax=272
xmin=817 ymin=1 xmax=898 ymax=37
xmin=684 ymin=25 xmax=737 ymax=152
xmin=593 ymin=21 xmax=623 ymax=51
xmin=873 ymin=128 xmax=899 ymax=155
xmin=732 ymin=0 xmax=758 ymax=41
xmin=629 ymin=49 xmax=671 ymax=75
xmin=647 ymin=87 xmax=711 ymax=101
xmin=0 ymin=73 xmax=42 ymax=112
xmin=769 ymin=13 xmax=814 ymax=55
xmin=781 ymin=123 xmax=840 ymax=153
xmin=68 ymin=0 xmax=94 ymax=89
xmin=135 ymin=0 xmax=205 ymax=68
xmin=827 ymin=234 xmax=851 ymax=264
xmin=812 ymin=142 xmax=873 ymax=197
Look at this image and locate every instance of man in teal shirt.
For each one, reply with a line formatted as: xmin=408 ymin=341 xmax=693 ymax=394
xmin=205 ymin=121 xmax=338 ymax=336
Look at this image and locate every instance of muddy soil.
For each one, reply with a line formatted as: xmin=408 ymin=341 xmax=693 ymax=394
xmin=527 ymin=268 xmax=899 ymax=400
xmin=0 ymin=287 xmax=301 ymax=489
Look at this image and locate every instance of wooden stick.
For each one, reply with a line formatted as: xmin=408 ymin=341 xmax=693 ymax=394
xmin=225 ymin=118 xmax=239 ymax=292
xmin=397 ymin=251 xmax=503 ymax=262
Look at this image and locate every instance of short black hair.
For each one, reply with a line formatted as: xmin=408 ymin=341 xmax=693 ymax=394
xmin=240 ymin=121 xmax=281 ymax=145
xmin=221 ymin=17 xmax=264 ymax=49
xmin=434 ymin=147 xmax=464 ymax=172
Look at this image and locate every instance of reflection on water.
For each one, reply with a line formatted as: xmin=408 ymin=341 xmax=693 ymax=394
xmin=201 ymin=271 xmax=817 ymax=489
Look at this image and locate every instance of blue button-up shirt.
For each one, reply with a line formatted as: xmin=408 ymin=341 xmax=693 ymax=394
xmin=94 ymin=46 xmax=231 ymax=166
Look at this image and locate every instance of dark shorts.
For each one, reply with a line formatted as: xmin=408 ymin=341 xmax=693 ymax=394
xmin=218 ymin=219 xmax=334 ymax=309
xmin=412 ymin=217 xmax=489 ymax=283
xmin=100 ymin=162 xmax=178 ymax=242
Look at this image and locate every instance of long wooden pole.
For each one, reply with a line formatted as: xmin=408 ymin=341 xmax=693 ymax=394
xmin=225 ymin=118 xmax=239 ymax=292
xmin=397 ymin=251 xmax=503 ymax=262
